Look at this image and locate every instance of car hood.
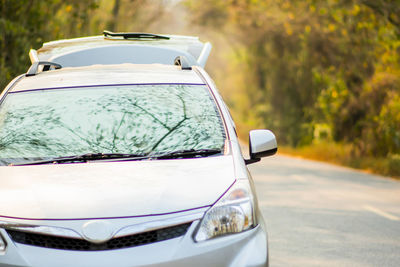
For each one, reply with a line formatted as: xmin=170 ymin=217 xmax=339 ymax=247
xmin=0 ymin=156 xmax=235 ymax=220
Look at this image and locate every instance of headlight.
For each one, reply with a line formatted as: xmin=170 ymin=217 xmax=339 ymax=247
xmin=0 ymin=234 xmax=6 ymax=252
xmin=194 ymin=179 xmax=256 ymax=242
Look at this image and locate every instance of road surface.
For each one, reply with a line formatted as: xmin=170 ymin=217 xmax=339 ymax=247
xmin=249 ymin=154 xmax=400 ymax=267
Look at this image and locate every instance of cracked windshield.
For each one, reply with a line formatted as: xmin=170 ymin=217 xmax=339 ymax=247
xmin=0 ymin=84 xmax=225 ymax=165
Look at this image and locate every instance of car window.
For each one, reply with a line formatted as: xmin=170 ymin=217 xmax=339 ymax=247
xmin=0 ymin=84 xmax=226 ymax=165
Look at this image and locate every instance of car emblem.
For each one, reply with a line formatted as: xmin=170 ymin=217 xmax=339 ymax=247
xmin=82 ymin=220 xmax=114 ymax=244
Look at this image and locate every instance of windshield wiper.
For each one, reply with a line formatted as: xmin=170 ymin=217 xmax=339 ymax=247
xmin=148 ymin=149 xmax=223 ymax=159
xmin=103 ymin=30 xmax=170 ymax=40
xmin=11 ymin=149 xmax=223 ymax=166
xmin=11 ymin=153 xmax=148 ymax=166
xmin=85 ymin=149 xmax=223 ymax=163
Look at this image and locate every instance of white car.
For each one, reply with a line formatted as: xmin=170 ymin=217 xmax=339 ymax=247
xmin=0 ymin=31 xmax=277 ymax=267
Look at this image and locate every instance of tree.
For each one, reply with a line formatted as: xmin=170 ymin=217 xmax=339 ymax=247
xmin=184 ymin=0 xmax=400 ymax=156
xmin=0 ymin=0 xmax=98 ymax=90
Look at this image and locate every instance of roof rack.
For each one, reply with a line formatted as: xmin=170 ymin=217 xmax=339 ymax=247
xmin=103 ymin=30 xmax=170 ymax=40
xmin=29 ymin=49 xmax=39 ymax=63
xmin=26 ymin=61 xmax=62 ymax=77
xmin=197 ymin=42 xmax=212 ymax=68
xmin=174 ymin=56 xmax=192 ymax=70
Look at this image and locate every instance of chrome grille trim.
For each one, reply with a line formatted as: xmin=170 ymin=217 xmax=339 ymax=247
xmin=0 ymin=211 xmax=204 ymax=239
xmin=114 ymin=212 xmax=203 ymax=238
xmin=0 ymin=222 xmax=81 ymax=239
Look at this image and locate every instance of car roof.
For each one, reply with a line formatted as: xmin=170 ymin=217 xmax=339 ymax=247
xmin=10 ymin=64 xmax=205 ymax=93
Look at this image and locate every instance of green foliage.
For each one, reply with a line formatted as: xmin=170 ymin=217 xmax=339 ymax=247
xmin=388 ymin=154 xmax=400 ymax=176
xmin=0 ymin=0 xmax=98 ymax=89
xmin=0 ymin=0 xmax=173 ymax=91
xmin=185 ymin=0 xmax=400 ymax=160
xmin=281 ymin=142 xmax=400 ymax=178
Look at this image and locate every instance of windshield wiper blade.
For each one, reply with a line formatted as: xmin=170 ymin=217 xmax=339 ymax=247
xmin=149 ymin=149 xmax=223 ymax=159
xmin=90 ymin=149 xmax=223 ymax=163
xmin=11 ymin=149 xmax=223 ymax=166
xmin=103 ymin=30 xmax=170 ymax=40
xmin=12 ymin=153 xmax=148 ymax=166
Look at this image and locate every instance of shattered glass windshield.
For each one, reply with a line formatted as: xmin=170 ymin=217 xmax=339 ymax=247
xmin=0 ymin=84 xmax=226 ymax=165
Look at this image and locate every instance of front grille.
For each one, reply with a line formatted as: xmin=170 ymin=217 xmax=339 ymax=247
xmin=6 ymin=222 xmax=191 ymax=251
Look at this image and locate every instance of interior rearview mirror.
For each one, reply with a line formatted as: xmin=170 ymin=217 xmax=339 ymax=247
xmin=245 ymin=129 xmax=277 ymax=165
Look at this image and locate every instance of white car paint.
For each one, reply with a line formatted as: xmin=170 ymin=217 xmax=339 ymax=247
xmin=250 ymin=130 xmax=278 ymax=155
xmin=11 ymin=64 xmax=203 ymax=92
xmin=0 ymin=156 xmax=235 ymax=219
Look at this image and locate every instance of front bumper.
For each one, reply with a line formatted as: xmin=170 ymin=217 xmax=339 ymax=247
xmin=0 ymin=219 xmax=268 ymax=267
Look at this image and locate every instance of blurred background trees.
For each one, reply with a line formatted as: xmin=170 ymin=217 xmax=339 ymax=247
xmin=0 ymin=0 xmax=168 ymax=90
xmin=184 ymin=0 xmax=400 ymax=166
xmin=1 ymin=0 xmax=399 ymax=174
xmin=0 ymin=0 xmax=98 ymax=89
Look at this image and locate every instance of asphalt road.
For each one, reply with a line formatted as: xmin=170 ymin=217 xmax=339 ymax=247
xmin=248 ymin=154 xmax=400 ymax=267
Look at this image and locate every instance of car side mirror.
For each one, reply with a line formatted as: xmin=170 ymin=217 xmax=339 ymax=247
xmin=245 ymin=130 xmax=277 ymax=165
